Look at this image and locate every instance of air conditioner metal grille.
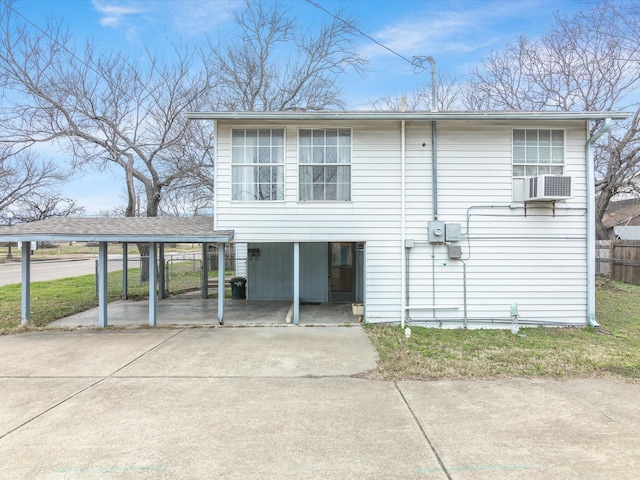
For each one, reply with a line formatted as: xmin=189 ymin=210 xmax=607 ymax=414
xmin=525 ymin=175 xmax=572 ymax=201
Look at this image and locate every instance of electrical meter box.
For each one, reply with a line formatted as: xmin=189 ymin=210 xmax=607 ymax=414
xmin=428 ymin=221 xmax=446 ymax=243
xmin=445 ymin=223 xmax=461 ymax=242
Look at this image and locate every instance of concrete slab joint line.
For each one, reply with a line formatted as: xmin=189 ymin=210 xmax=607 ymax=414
xmin=394 ymin=381 xmax=453 ymax=480
xmin=3 ymin=330 xmax=640 ymax=479
xmin=0 ymin=329 xmax=186 ymax=442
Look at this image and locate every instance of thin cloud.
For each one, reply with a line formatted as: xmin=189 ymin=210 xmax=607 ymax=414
xmin=168 ymin=0 xmax=239 ymax=37
xmin=91 ymin=0 xmax=236 ymax=40
xmin=91 ymin=0 xmax=147 ymax=28
xmin=360 ymin=0 xmax=564 ymax=60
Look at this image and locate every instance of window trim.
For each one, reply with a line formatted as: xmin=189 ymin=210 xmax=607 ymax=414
xmin=297 ymin=127 xmax=353 ymax=202
xmin=512 ymin=127 xmax=566 ymax=178
xmin=230 ymin=127 xmax=286 ymax=202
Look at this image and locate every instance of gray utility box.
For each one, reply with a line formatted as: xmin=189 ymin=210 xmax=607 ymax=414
xmin=445 ymin=223 xmax=461 ymax=242
xmin=428 ymin=221 xmax=446 ymax=243
xmin=448 ymin=245 xmax=462 ymax=259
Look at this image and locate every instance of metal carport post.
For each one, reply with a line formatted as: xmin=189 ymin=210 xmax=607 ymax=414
xmin=218 ymin=242 xmax=225 ymax=324
xmin=98 ymin=242 xmax=109 ymax=328
xmin=20 ymin=245 xmax=31 ymax=326
xmin=0 ymin=217 xmax=234 ymax=329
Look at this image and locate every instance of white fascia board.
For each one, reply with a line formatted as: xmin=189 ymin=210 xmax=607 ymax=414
xmin=0 ymin=233 xmax=234 ymax=243
xmin=186 ymin=111 xmax=632 ymax=122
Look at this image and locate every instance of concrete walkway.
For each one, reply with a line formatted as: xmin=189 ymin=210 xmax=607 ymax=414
xmin=48 ymin=297 xmax=357 ymax=328
xmin=1 ymin=327 xmax=639 ymax=479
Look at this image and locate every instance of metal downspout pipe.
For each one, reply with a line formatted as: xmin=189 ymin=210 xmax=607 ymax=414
xmin=585 ymin=117 xmax=611 ymax=328
xmin=401 ymin=120 xmax=407 ymax=328
xmin=432 ymin=121 xmax=438 ymax=220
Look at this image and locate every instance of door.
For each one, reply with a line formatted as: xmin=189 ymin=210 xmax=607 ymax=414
xmin=329 ymin=242 xmax=354 ymax=302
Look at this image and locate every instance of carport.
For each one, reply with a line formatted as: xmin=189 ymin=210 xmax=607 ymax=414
xmin=0 ymin=217 xmax=233 ymax=327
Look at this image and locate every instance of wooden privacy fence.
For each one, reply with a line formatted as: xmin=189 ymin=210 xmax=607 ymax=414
xmin=597 ymin=240 xmax=640 ymax=285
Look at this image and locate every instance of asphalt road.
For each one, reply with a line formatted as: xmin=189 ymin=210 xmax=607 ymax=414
xmin=0 ymin=258 xmax=97 ymax=287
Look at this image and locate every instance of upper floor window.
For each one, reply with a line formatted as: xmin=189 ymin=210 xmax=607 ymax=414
xmin=512 ymin=129 xmax=564 ymax=177
xmin=232 ymin=129 xmax=284 ymax=201
xmin=299 ymin=128 xmax=351 ymax=201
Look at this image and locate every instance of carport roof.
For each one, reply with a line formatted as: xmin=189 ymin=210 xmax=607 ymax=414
xmin=0 ymin=216 xmax=234 ymax=243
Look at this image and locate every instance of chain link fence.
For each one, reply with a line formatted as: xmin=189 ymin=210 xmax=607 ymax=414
xmin=95 ymin=249 xmax=239 ymax=299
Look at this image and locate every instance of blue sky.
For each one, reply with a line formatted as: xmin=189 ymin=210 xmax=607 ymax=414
xmin=12 ymin=0 xmax=588 ymax=214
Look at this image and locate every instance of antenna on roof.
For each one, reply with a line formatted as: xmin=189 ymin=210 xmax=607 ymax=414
xmin=412 ymin=56 xmax=437 ymax=112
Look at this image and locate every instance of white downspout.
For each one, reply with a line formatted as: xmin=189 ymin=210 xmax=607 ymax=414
xmin=586 ymin=117 xmax=611 ymax=328
xmin=213 ymin=119 xmax=219 ymax=232
xmin=401 ymin=119 xmax=407 ymax=328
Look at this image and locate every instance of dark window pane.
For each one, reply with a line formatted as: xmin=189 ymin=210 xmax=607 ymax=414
xmin=313 ymin=166 xmax=324 ymax=182
xmin=299 ymin=184 xmax=312 ymax=201
xmin=259 ymin=183 xmax=271 ymax=200
xmin=325 ymin=184 xmax=337 ymax=200
xmin=258 ymin=146 xmax=271 ymax=163
xmin=337 ymin=166 xmax=350 ymax=182
xmin=300 ymin=166 xmax=311 ymax=183
xmin=299 ymin=146 xmax=311 ymax=163
xmin=259 ymin=166 xmax=271 ymax=183
xmin=299 ymin=129 xmax=311 ymax=147
xmin=272 ymin=166 xmax=283 ymax=183
xmin=326 ymin=146 xmax=337 ymax=163
xmin=513 ymin=129 xmax=525 ymax=145
xmin=325 ymin=166 xmax=337 ymax=183
xmin=313 ymin=146 xmax=324 ymax=163
xmin=326 ymin=129 xmax=338 ymax=146
xmin=272 ymin=184 xmax=283 ymax=200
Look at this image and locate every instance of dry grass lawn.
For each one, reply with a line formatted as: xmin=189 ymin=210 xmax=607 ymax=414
xmin=365 ymin=279 xmax=640 ymax=382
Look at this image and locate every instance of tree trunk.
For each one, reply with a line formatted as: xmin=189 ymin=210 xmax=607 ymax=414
xmin=137 ymin=243 xmax=150 ymax=283
xmin=595 ymin=188 xmax=615 ymax=240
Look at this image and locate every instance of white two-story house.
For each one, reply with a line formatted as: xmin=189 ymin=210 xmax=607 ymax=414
xmin=186 ymin=111 xmax=630 ymax=328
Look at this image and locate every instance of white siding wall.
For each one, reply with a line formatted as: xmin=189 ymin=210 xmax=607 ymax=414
xmin=215 ymin=119 xmax=590 ymax=327
xmin=216 ymin=120 xmax=403 ymax=322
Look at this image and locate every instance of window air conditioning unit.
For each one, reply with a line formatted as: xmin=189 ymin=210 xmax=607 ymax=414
xmin=524 ymin=175 xmax=572 ymax=201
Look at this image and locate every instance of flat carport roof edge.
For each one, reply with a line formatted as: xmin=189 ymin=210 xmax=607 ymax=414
xmin=0 ymin=233 xmax=234 ymax=243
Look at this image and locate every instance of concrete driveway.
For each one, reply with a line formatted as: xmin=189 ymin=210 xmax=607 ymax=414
xmin=1 ymin=327 xmax=638 ymax=479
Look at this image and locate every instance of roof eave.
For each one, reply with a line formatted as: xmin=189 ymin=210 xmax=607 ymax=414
xmin=186 ymin=111 xmax=633 ymax=122
xmin=0 ymin=232 xmax=234 ymax=243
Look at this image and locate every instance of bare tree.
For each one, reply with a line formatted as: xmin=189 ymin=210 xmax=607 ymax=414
xmin=465 ymin=1 xmax=640 ymax=237
xmin=0 ymin=149 xmax=67 ymax=219
xmin=372 ymin=74 xmax=465 ymax=111
xmin=0 ymin=1 xmax=217 ymax=275
xmin=10 ymin=191 xmax=84 ymax=223
xmin=206 ymin=0 xmax=366 ymax=112
xmin=0 ymin=2 xmax=216 ymax=220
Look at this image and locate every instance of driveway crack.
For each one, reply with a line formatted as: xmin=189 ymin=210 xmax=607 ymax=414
xmin=394 ymin=381 xmax=453 ymax=480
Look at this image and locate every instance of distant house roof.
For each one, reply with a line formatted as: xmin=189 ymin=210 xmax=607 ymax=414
xmin=0 ymin=217 xmax=233 ymax=243
xmin=186 ymin=110 xmax=633 ymax=122
xmin=602 ymin=199 xmax=640 ymax=229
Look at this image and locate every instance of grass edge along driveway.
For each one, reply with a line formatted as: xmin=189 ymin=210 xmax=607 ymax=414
xmin=1 ymin=276 xmax=639 ymax=382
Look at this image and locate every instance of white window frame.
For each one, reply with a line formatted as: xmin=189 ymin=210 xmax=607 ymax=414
xmin=512 ymin=128 xmax=565 ymax=177
xmin=231 ymin=128 xmax=285 ymax=201
xmin=298 ymin=128 xmax=352 ymax=202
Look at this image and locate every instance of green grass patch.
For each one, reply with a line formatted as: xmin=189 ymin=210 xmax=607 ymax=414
xmin=0 ymin=242 xmax=202 ymax=260
xmin=365 ymin=278 xmax=640 ymax=382
xmin=0 ymin=266 xmax=230 ymax=331
xmin=1 ymin=275 xmax=104 ymax=330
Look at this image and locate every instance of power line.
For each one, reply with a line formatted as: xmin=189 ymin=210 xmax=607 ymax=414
xmin=0 ymin=0 xmax=157 ymax=116
xmin=305 ymin=0 xmax=432 ymax=73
